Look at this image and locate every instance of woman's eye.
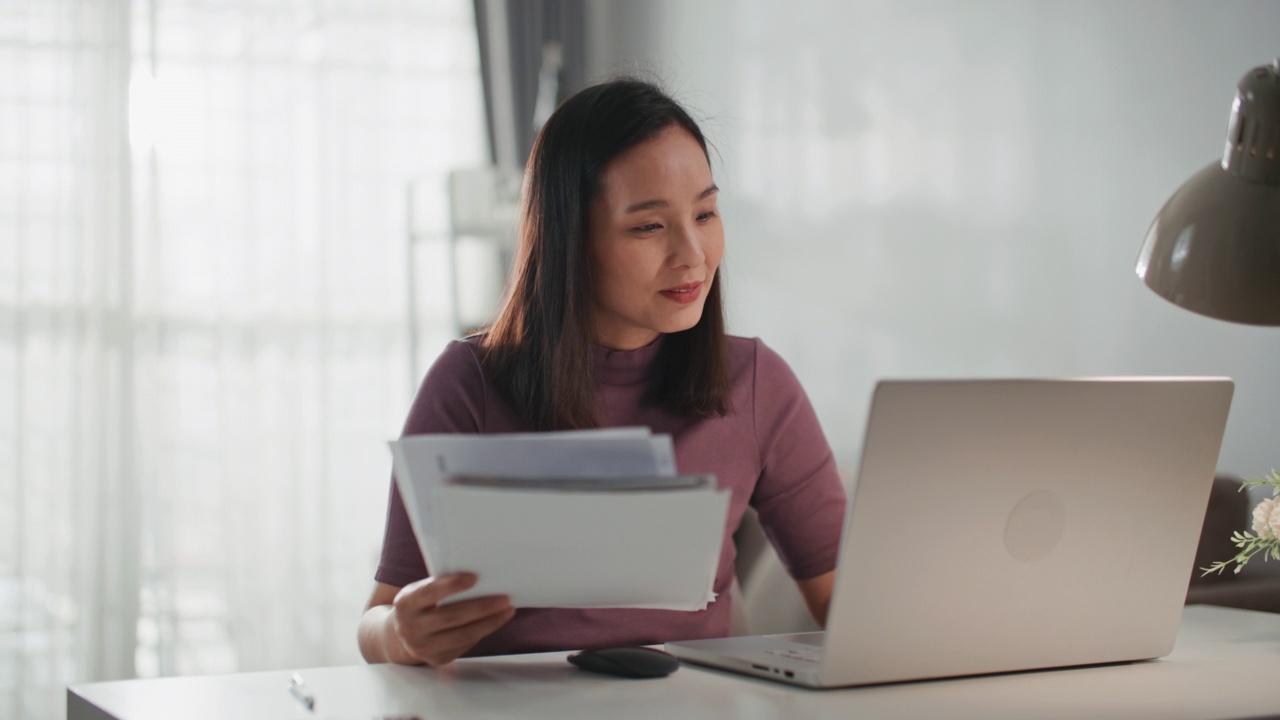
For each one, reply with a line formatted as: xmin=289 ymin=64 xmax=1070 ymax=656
xmin=697 ymin=210 xmax=718 ymax=222
xmin=633 ymin=223 xmax=662 ymax=233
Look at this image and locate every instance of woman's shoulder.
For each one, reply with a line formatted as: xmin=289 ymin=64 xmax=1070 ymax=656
xmin=724 ymin=334 xmax=794 ymax=375
xmin=426 ymin=333 xmax=486 ymax=380
xmin=723 ymin=334 xmax=809 ymax=410
xmin=405 ymin=334 xmax=489 ymax=435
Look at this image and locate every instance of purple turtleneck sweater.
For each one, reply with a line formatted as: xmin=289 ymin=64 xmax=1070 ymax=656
xmin=375 ymin=334 xmax=846 ymax=656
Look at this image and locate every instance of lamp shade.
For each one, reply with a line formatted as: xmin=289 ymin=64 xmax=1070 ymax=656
xmin=1136 ymin=60 xmax=1280 ymax=326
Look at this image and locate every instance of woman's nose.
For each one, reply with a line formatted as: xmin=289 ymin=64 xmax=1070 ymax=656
xmin=667 ymin=223 xmax=706 ymax=268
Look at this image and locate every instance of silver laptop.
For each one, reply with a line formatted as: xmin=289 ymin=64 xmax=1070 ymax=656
xmin=666 ymin=378 xmax=1234 ymax=688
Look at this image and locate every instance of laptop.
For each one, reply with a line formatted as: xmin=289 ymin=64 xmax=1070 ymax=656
xmin=666 ymin=378 xmax=1234 ymax=688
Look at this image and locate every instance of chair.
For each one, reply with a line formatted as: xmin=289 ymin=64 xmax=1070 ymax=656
xmin=1185 ymin=475 xmax=1280 ymax=614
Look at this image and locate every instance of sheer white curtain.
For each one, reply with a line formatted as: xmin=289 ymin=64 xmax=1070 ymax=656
xmin=1 ymin=2 xmax=485 ymax=718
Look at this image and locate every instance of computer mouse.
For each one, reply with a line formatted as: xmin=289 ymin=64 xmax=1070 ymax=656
xmin=567 ymin=646 xmax=680 ymax=678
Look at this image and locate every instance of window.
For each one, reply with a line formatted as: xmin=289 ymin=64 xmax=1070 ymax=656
xmin=1 ymin=1 xmax=485 ymax=716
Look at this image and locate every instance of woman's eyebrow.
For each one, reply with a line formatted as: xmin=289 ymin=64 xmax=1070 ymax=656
xmin=623 ymin=184 xmax=719 ymax=214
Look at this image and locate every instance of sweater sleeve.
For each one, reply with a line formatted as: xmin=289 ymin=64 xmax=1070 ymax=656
xmin=749 ymin=339 xmax=847 ymax=580
xmin=374 ymin=339 xmax=487 ymax=587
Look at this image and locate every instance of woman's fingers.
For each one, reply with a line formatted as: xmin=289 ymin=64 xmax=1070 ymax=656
xmin=408 ymin=606 xmax=518 ymax=667
xmin=389 ymin=574 xmax=516 ymax=666
xmin=393 ymin=573 xmax=478 ymax=613
xmin=396 ymin=593 xmax=512 ymax=639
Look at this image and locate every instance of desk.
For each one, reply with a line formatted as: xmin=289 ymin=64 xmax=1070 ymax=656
xmin=68 ymin=605 xmax=1280 ymax=720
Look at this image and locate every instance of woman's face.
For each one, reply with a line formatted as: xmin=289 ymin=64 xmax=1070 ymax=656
xmin=587 ymin=125 xmax=724 ymax=351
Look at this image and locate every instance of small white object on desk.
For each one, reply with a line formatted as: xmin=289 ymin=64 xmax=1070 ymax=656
xmin=287 ymin=673 xmax=314 ymax=712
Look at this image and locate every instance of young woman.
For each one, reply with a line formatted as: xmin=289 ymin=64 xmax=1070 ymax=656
xmin=358 ymin=78 xmax=846 ymax=667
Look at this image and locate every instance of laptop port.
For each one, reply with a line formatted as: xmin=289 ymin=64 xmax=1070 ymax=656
xmin=784 ymin=670 xmax=795 ymax=678
xmin=751 ymin=664 xmax=768 ymax=671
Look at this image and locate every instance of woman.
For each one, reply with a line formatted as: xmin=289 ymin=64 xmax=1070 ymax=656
xmin=358 ymin=78 xmax=846 ymax=667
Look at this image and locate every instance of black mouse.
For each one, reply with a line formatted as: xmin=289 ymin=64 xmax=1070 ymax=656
xmin=567 ymin=646 xmax=680 ymax=678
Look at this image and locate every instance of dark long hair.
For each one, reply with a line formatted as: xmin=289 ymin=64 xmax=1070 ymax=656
xmin=481 ymin=78 xmax=730 ymax=431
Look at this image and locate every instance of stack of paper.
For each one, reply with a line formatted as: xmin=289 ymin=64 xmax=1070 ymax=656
xmin=388 ymin=428 xmax=729 ymax=610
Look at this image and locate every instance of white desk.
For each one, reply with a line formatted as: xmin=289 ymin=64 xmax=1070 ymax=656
xmin=68 ymin=605 xmax=1280 ymax=720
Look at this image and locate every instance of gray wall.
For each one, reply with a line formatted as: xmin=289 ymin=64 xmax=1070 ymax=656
xmin=586 ymin=0 xmax=1280 ymax=479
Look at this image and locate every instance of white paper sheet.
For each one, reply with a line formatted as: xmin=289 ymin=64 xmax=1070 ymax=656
xmin=387 ymin=430 xmax=728 ymax=610
xmin=432 ymin=481 xmax=727 ymax=609
xmin=388 ymin=428 xmax=678 ymax=566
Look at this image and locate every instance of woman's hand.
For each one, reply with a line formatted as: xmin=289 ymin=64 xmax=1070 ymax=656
xmin=360 ymin=574 xmax=516 ymax=667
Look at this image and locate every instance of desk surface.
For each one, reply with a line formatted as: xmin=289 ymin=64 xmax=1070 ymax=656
xmin=68 ymin=605 xmax=1280 ymax=720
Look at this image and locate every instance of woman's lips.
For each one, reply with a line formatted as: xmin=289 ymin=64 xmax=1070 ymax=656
xmin=659 ymin=281 xmax=703 ymax=304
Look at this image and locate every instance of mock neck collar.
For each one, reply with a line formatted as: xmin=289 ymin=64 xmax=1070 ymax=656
xmin=592 ymin=335 xmax=664 ymax=386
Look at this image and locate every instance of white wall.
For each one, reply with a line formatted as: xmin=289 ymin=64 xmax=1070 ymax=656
xmin=586 ymin=0 xmax=1280 ymax=478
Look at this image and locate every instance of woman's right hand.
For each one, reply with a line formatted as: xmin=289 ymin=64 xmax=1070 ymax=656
xmin=379 ymin=573 xmax=516 ymax=667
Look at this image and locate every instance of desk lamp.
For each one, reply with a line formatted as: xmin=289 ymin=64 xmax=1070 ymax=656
xmin=1138 ymin=59 xmax=1280 ymax=578
xmin=1136 ymin=59 xmax=1280 ymax=325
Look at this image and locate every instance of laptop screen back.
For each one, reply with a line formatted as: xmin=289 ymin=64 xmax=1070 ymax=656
xmin=817 ymin=378 xmax=1233 ymax=686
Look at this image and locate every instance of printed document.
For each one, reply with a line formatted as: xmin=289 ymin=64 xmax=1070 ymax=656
xmin=388 ymin=428 xmax=729 ymax=610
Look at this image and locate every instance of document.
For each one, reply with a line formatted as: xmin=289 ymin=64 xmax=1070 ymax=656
xmin=388 ymin=429 xmax=729 ymax=610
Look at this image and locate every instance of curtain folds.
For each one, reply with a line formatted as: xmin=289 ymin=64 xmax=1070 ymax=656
xmin=1 ymin=3 xmax=486 ymax=718
xmin=1 ymin=3 xmax=141 ymax=715
xmin=472 ymin=0 xmax=585 ymax=167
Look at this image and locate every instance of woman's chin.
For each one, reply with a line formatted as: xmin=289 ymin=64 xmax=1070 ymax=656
xmin=659 ymin=310 xmax=705 ymax=335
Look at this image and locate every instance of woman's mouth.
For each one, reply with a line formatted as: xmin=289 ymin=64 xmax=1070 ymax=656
xmin=659 ymin=282 xmax=703 ymax=305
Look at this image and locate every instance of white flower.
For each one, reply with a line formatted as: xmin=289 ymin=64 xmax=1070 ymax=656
xmin=1251 ymin=498 xmax=1278 ymax=540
